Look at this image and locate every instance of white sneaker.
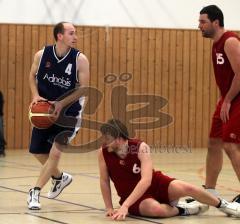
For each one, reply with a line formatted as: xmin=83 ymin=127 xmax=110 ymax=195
xmin=177 ymin=201 xmax=209 ymax=216
xmin=187 ymin=200 xmax=209 ymax=213
xmin=219 ymin=199 xmax=240 ymax=217
xmin=27 ymin=188 xmax=41 ymax=210
xmin=47 ymin=172 xmax=72 ymax=199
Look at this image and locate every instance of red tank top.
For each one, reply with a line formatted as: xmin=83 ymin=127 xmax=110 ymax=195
xmin=102 ymin=139 xmax=145 ymax=202
xmin=212 ymin=31 xmax=240 ymax=97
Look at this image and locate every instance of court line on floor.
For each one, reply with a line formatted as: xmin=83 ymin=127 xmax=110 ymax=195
xmin=0 ymin=211 xmax=72 ymax=223
xmin=0 ymin=209 xmax=97 ymax=215
xmin=0 ymin=164 xmax=39 ymax=172
xmin=0 ymin=185 xmax=163 ymax=224
xmin=26 ymin=213 xmax=70 ymax=224
xmin=0 ymin=159 xmax=39 ymax=168
xmin=28 ymin=208 xmax=95 ymax=214
xmin=0 ymin=175 xmax=38 ymax=180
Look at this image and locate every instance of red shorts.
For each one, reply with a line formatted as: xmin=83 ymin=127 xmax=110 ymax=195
xmin=210 ymin=97 xmax=240 ymax=143
xmin=127 ymin=171 xmax=175 ymax=216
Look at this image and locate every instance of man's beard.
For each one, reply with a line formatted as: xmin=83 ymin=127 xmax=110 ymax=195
xmin=201 ymin=29 xmax=215 ymax=38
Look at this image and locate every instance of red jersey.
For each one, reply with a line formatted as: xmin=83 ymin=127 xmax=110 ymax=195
xmin=102 ymin=139 xmax=143 ymax=203
xmin=102 ymin=138 xmax=174 ymax=206
xmin=212 ymin=31 xmax=240 ymax=97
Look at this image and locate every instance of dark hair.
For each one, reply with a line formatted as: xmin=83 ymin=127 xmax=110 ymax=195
xmin=53 ymin=22 xmax=66 ymax=41
xmin=100 ymin=119 xmax=129 ymax=140
xmin=200 ymin=5 xmax=224 ymax=27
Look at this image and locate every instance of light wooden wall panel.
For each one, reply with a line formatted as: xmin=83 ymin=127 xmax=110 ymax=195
xmin=7 ymin=25 xmax=16 ymax=149
xmin=188 ymin=31 xmax=197 ymax=148
xmin=182 ymin=31 xmax=190 ymax=147
xmin=15 ymin=25 xmax=24 ymax=148
xmin=1 ymin=24 xmax=234 ymax=150
xmin=147 ymin=29 xmax=155 ymax=145
xmin=133 ymin=29 xmax=141 ymax=140
xmin=160 ymin=30 xmax=169 ymax=146
xmin=22 ymin=25 xmax=32 ymax=149
xmin=154 ymin=30 xmax=162 ymax=147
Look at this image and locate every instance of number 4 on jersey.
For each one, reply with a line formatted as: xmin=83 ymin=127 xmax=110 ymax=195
xmin=65 ymin=63 xmax=72 ymax=75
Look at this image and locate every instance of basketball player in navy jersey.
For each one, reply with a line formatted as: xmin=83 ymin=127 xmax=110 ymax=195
xmin=27 ymin=22 xmax=89 ymax=210
xmin=198 ymin=5 xmax=240 ymax=203
xmin=98 ymin=119 xmax=240 ymax=220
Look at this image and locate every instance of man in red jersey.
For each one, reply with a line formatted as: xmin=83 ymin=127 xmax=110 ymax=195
xmin=98 ymin=119 xmax=240 ymax=220
xmin=198 ymin=5 xmax=240 ymax=202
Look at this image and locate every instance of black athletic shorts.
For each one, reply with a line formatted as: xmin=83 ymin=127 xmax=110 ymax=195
xmin=29 ymin=117 xmax=80 ymax=154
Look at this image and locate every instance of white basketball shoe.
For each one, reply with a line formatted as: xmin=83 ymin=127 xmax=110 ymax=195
xmin=47 ymin=172 xmax=72 ymax=199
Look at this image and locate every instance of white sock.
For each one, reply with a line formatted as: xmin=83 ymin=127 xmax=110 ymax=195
xmin=205 ymin=188 xmax=219 ymax=197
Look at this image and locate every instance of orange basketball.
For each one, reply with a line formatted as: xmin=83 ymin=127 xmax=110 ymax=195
xmin=29 ymin=101 xmax=57 ymax=129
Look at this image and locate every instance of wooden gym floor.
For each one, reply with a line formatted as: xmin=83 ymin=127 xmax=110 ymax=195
xmin=0 ymin=148 xmax=239 ymax=224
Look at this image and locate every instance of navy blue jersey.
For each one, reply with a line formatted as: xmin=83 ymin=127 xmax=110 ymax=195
xmin=36 ymin=45 xmax=83 ymax=116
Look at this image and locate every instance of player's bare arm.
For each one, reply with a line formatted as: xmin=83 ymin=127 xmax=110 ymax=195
xmin=221 ymin=37 xmax=240 ymax=122
xmin=29 ymin=49 xmax=47 ymax=107
xmin=98 ymin=148 xmax=115 ymax=217
xmin=77 ymin=53 xmax=90 ymax=87
xmin=112 ymin=142 xmax=153 ymax=220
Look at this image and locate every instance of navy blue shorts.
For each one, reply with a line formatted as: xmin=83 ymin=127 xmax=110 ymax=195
xmin=29 ymin=117 xmax=80 ymax=154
